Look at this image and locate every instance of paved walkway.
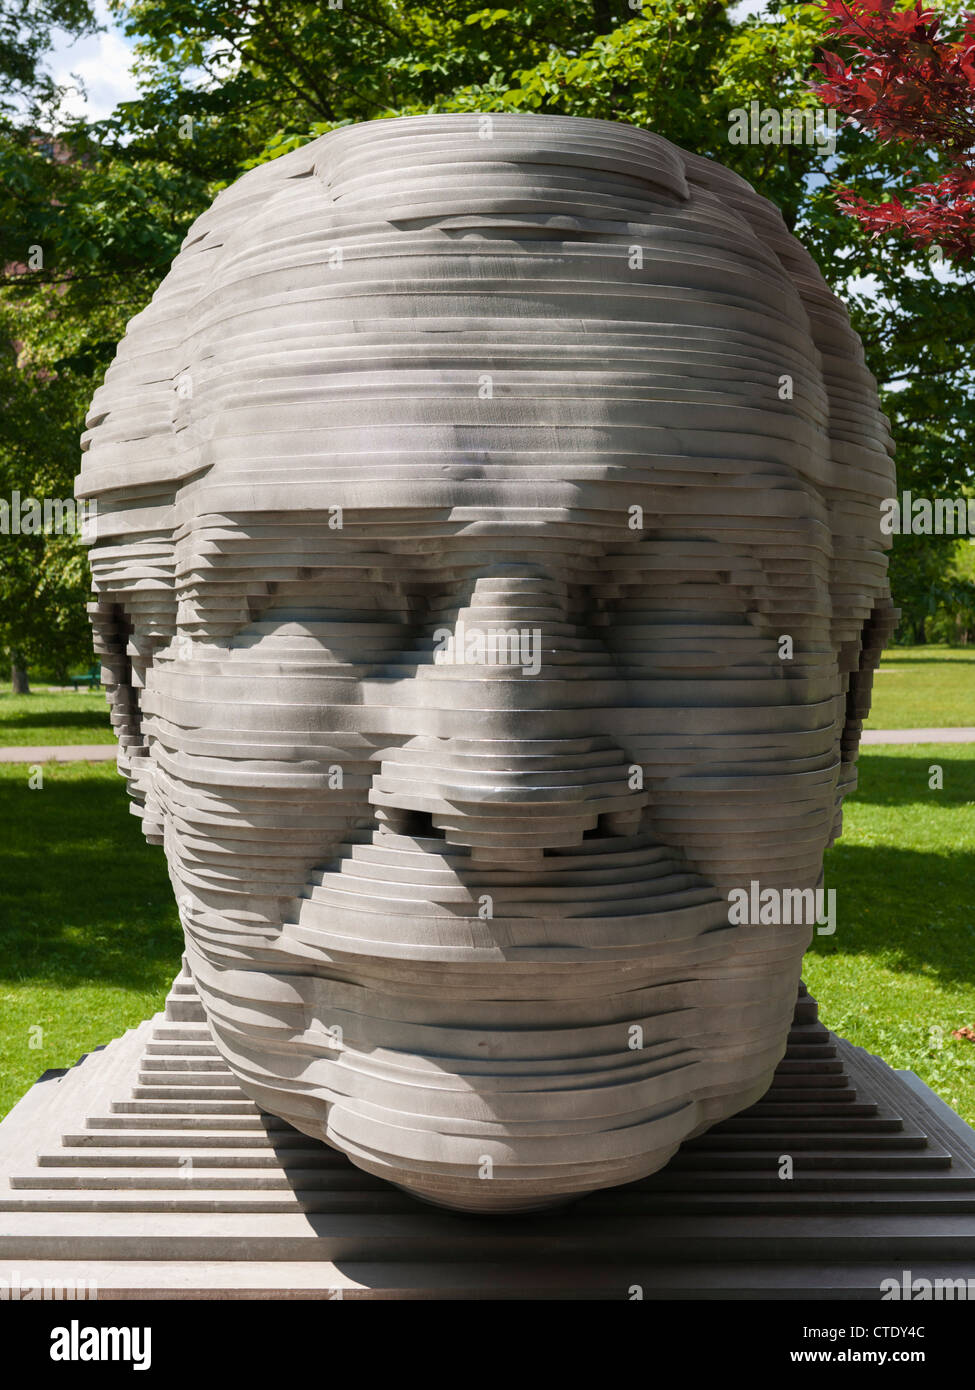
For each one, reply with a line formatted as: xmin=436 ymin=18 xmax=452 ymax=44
xmin=2 ymin=731 xmax=975 ymax=762
xmin=860 ymin=728 xmax=975 ymax=744
xmin=0 ymin=744 xmax=117 ymax=763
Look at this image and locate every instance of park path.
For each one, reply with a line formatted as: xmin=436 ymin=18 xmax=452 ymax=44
xmin=859 ymin=728 xmax=975 ymax=744
xmin=2 ymin=731 xmax=975 ymax=762
xmin=0 ymin=744 xmax=116 ymax=762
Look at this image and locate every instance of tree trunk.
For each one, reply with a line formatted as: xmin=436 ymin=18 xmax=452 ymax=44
xmin=10 ymin=653 xmax=30 ymax=694
xmin=593 ymin=0 xmax=613 ymax=32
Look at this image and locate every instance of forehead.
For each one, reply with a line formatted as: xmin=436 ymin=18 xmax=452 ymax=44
xmin=173 ymin=457 xmax=828 ymax=533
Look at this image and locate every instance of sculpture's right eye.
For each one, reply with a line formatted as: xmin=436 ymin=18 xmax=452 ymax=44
xmin=216 ymin=570 xmax=427 ymax=674
xmin=225 ymin=612 xmax=421 ymax=674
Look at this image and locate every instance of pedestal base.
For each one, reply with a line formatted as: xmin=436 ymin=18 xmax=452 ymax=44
xmin=2 ymin=973 xmax=974 ymax=1299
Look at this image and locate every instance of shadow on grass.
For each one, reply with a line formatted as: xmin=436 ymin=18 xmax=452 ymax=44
xmin=0 ymin=709 xmax=112 ymax=734
xmin=849 ymin=752 xmax=975 ymax=807
xmin=819 ymin=839 xmax=975 ymax=990
xmin=0 ymin=768 xmax=182 ymax=991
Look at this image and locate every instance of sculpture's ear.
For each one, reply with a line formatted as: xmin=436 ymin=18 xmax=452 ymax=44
xmin=832 ymin=595 xmax=900 ymax=829
xmin=75 ymin=490 xmax=178 ymax=844
xmin=74 ymin=224 xmax=193 ymax=841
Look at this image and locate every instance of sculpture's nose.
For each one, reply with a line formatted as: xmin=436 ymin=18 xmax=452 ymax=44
xmin=368 ymin=568 xmax=647 ymax=868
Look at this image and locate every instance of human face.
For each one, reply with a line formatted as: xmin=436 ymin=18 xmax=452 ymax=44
xmin=82 ymin=113 xmax=893 ymax=1210
xmin=142 ymin=479 xmax=846 ymax=1212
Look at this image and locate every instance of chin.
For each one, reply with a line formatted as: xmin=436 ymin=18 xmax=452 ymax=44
xmin=178 ymin=821 xmax=812 ymax=1213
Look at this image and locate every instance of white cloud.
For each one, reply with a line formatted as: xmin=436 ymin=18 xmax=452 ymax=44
xmin=47 ymin=2 xmax=140 ymax=124
xmin=727 ymin=0 xmax=771 ymax=18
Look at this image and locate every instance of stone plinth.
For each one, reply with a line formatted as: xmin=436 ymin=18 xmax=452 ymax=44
xmin=2 ymin=971 xmax=973 ymax=1299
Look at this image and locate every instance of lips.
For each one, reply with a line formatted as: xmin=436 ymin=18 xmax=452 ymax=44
xmin=286 ymin=821 xmax=729 ymax=970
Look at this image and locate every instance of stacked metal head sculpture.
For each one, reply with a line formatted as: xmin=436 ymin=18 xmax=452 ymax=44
xmin=77 ymin=114 xmax=896 ymax=1212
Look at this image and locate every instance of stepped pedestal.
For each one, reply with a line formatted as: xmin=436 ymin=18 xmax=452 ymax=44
xmin=2 ymin=968 xmax=974 ymax=1299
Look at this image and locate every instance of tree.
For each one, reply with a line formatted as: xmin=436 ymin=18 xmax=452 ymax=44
xmin=0 ymin=291 xmax=104 ymax=687
xmin=0 ymin=1 xmax=98 ymax=125
xmin=812 ymin=0 xmax=975 ymax=262
xmin=807 ymin=0 xmax=975 ymax=637
xmin=3 ymin=0 xmax=973 ymax=666
xmin=0 ymin=0 xmax=100 ymax=688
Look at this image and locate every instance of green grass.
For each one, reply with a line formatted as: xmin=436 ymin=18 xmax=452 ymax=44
xmin=0 ymin=684 xmax=114 ymax=746
xmin=811 ymin=743 xmax=975 ymax=1123
xmin=0 ymin=761 xmax=182 ymax=1117
xmin=866 ymin=646 xmax=975 ymax=729
xmin=1 ymin=747 xmax=973 ymax=1133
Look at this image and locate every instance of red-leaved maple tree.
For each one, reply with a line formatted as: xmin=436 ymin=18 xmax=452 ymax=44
xmin=812 ymin=0 xmax=975 ymax=260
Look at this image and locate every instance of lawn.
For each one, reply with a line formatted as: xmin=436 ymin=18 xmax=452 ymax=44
xmin=0 ymin=761 xmax=182 ymax=1118
xmin=0 ymin=745 xmax=973 ymax=1128
xmin=865 ymin=645 xmax=975 ymax=728
xmin=0 ymin=684 xmax=114 ymax=746
xmin=809 ymin=742 xmax=975 ymax=1123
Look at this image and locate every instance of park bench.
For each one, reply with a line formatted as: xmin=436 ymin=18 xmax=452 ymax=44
xmin=68 ymin=663 xmax=101 ymax=689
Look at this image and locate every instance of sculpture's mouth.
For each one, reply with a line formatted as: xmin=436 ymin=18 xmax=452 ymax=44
xmin=317 ymin=816 xmax=717 ymax=906
xmin=278 ymin=821 xmax=731 ymax=978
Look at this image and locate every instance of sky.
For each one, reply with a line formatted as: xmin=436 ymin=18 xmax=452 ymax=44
xmin=46 ymin=0 xmax=140 ymax=123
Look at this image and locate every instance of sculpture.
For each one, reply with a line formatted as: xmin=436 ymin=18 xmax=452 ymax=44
xmin=76 ymin=113 xmax=896 ymax=1212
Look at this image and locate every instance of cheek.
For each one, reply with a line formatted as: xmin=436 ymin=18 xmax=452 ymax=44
xmin=628 ymin=699 xmax=846 ymax=895
xmin=140 ymin=642 xmax=380 ymax=928
xmin=589 ymin=593 xmax=844 ymax=895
